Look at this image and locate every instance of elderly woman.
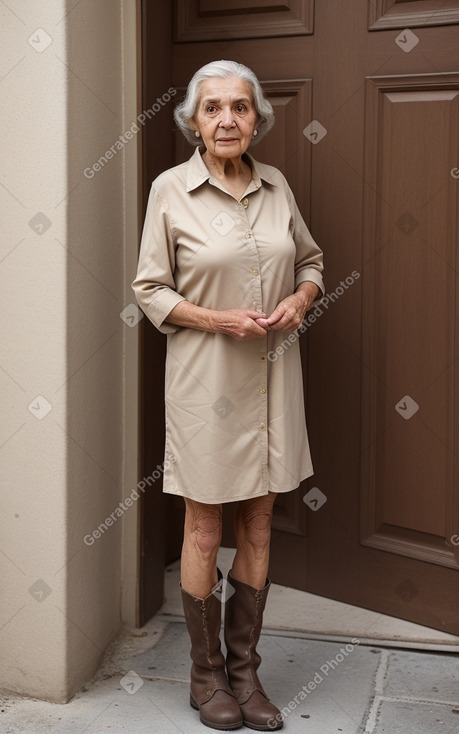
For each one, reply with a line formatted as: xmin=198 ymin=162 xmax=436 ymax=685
xmin=132 ymin=60 xmax=324 ymax=731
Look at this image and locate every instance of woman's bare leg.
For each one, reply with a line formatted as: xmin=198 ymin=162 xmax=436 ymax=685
xmin=180 ymin=497 xmax=223 ymax=598
xmin=231 ymin=492 xmax=277 ymax=589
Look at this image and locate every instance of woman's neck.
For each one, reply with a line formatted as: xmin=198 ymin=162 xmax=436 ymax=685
xmin=202 ymin=149 xmax=249 ymax=181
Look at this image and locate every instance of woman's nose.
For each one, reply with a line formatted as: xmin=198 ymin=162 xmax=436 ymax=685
xmin=219 ymin=108 xmax=235 ymax=127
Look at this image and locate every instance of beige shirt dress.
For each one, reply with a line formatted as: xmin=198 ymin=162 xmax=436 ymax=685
xmin=132 ymin=146 xmax=324 ymax=504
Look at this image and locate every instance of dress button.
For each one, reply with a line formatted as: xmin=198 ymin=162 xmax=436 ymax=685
xmin=259 ymin=388 xmax=266 ymax=395
xmin=242 ymin=197 xmax=249 ymax=208
xmin=246 ymin=231 xmax=252 ymax=238
xmin=252 ymin=269 xmax=259 ymax=276
xmin=260 ymin=355 xmax=266 ymax=361
xmin=259 ymin=423 xmax=265 ymax=430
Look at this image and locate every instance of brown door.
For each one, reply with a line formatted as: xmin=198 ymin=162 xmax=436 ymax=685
xmin=139 ymin=0 xmax=459 ymax=632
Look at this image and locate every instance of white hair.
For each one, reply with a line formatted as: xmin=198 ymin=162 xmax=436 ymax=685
xmin=173 ymin=59 xmax=275 ymax=147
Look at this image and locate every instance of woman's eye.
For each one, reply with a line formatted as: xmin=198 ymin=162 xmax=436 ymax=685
xmin=236 ymin=105 xmax=246 ymax=112
xmin=206 ymin=105 xmax=217 ymax=113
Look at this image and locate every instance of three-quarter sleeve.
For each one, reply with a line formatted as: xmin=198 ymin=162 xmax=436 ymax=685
xmin=131 ymin=185 xmax=186 ymax=334
xmin=286 ymin=185 xmax=325 ymax=297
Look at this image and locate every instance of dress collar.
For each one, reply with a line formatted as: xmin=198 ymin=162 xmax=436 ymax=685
xmin=185 ymin=145 xmax=278 ymax=193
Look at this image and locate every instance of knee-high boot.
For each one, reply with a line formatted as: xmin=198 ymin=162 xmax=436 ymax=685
xmin=180 ymin=570 xmax=243 ymax=730
xmin=224 ymin=570 xmax=283 ymax=731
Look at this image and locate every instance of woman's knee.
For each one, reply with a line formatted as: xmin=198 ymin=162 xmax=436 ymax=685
xmin=184 ymin=498 xmax=223 ymax=556
xmin=235 ymin=495 xmax=276 ymax=550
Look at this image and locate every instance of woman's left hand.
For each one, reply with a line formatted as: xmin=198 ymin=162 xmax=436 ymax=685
xmin=255 ymin=281 xmax=320 ymax=333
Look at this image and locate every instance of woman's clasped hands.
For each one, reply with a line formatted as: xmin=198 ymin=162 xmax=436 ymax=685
xmin=215 ymin=282 xmax=320 ymax=341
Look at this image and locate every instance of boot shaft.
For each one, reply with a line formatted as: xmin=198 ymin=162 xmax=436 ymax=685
xmin=181 ymin=580 xmax=224 ymax=670
xmin=224 ymin=570 xmax=271 ymax=701
xmin=180 ymin=570 xmax=235 ymax=707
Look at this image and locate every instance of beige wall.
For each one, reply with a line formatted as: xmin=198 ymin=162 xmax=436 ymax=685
xmin=0 ymin=0 xmax=140 ymax=702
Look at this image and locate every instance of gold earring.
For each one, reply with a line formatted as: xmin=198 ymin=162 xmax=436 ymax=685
xmin=194 ymin=130 xmax=200 ymax=138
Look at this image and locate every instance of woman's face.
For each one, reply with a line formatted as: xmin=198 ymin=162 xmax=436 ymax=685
xmin=192 ymin=76 xmax=259 ymax=159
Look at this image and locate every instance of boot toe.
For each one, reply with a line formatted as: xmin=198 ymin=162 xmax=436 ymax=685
xmin=193 ymin=689 xmax=243 ymax=730
xmin=239 ymin=690 xmax=283 ymax=731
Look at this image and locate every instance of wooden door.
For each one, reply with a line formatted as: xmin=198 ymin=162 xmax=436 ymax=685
xmin=139 ymin=0 xmax=459 ymax=632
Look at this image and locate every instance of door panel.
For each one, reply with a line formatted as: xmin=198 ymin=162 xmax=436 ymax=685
xmin=369 ymin=0 xmax=459 ymax=30
xmin=141 ymin=0 xmax=459 ymax=633
xmin=361 ymin=74 xmax=459 ymax=572
xmin=174 ymin=0 xmax=314 ymax=41
xmin=251 ymin=80 xmax=313 ymax=222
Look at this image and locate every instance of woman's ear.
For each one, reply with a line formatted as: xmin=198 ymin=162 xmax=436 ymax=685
xmin=252 ymin=115 xmax=263 ymax=136
xmin=188 ymin=120 xmax=200 ymax=138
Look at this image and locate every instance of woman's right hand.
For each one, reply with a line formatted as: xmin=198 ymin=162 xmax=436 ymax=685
xmin=212 ymin=309 xmax=269 ymax=341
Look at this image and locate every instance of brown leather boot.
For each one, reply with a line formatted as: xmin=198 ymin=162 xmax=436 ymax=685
xmin=224 ymin=570 xmax=283 ymax=731
xmin=180 ymin=570 xmax=243 ymax=730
